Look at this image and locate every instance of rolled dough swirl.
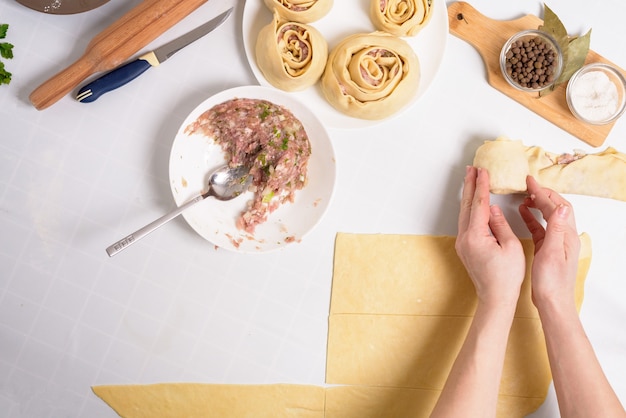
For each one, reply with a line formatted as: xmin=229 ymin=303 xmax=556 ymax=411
xmin=370 ymin=0 xmax=434 ymax=37
xmin=263 ymin=0 xmax=333 ymax=23
xmin=321 ymin=32 xmax=420 ymax=120
xmin=256 ymin=12 xmax=328 ymax=91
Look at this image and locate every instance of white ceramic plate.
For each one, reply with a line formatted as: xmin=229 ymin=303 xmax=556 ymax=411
xmin=169 ymin=85 xmax=336 ymax=252
xmin=242 ymin=0 xmax=449 ymax=129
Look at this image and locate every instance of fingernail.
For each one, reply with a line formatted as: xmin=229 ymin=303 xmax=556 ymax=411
xmin=490 ymin=205 xmax=502 ymax=216
xmin=557 ymin=204 xmax=569 ymax=217
xmin=465 ymin=165 xmax=471 ymax=175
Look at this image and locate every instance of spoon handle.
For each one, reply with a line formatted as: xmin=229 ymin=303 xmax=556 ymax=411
xmin=106 ymin=194 xmax=205 ymax=257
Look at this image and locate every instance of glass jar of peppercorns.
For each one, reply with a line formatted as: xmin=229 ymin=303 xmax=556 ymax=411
xmin=500 ymin=29 xmax=563 ymax=93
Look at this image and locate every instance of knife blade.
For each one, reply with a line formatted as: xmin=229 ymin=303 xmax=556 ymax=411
xmin=76 ymin=7 xmax=233 ymax=103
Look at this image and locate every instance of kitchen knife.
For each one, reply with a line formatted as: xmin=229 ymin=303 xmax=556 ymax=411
xmin=30 ymin=0 xmax=209 ymax=110
xmin=76 ymin=7 xmax=233 ymax=103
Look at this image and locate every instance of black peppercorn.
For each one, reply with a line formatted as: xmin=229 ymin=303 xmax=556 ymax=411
xmin=504 ymin=35 xmax=559 ymax=90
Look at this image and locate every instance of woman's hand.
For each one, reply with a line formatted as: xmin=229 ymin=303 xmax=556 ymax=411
xmin=519 ymin=175 xmax=581 ymax=312
xmin=432 ymin=167 xmax=527 ymax=417
xmin=519 ymin=176 xmax=626 ymax=417
xmin=456 ymin=167 xmax=526 ymax=308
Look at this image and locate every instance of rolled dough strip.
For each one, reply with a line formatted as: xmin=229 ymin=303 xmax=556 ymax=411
xmin=473 ymin=137 xmax=626 ymax=200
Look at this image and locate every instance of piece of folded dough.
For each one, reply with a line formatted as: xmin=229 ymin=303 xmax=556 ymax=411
xmin=473 ymin=137 xmax=626 ymax=201
xmin=321 ymin=32 xmax=420 ymax=120
xmin=263 ymin=0 xmax=333 ymax=23
xmin=256 ymin=12 xmax=328 ymax=91
xmin=370 ymin=0 xmax=434 ymax=37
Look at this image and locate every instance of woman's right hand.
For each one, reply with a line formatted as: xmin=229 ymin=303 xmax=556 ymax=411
xmin=456 ymin=167 xmax=525 ymax=309
xmin=518 ymin=176 xmax=581 ymax=313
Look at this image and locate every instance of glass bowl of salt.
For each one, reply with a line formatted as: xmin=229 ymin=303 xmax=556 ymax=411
xmin=566 ymin=63 xmax=626 ymax=125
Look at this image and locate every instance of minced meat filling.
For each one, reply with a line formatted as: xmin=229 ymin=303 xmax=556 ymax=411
xmin=185 ymin=97 xmax=311 ymax=233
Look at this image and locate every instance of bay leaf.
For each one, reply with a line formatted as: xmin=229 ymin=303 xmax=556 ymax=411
xmin=557 ymin=29 xmax=592 ymax=84
xmin=539 ymin=4 xmax=568 ymax=53
xmin=537 ymin=4 xmax=591 ymax=97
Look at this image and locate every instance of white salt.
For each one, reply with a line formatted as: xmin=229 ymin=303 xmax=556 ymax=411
xmin=569 ymin=70 xmax=619 ymax=122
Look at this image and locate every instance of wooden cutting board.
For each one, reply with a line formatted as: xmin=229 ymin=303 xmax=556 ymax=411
xmin=448 ymin=1 xmax=626 ymax=147
xmin=29 ymin=0 xmax=207 ymax=110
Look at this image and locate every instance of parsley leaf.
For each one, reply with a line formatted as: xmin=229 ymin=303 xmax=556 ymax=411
xmin=258 ymin=103 xmax=271 ymax=120
xmin=0 ymin=23 xmax=13 ymax=85
xmin=0 ymin=42 xmax=13 ymax=59
xmin=0 ymin=62 xmax=11 ymax=85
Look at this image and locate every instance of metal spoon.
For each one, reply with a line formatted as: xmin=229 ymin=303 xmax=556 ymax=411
xmin=106 ymin=165 xmax=251 ymax=257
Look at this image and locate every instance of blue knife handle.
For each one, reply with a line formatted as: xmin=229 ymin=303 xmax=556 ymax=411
xmin=76 ymin=58 xmax=152 ymax=103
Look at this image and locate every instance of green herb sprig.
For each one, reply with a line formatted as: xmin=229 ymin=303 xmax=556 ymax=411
xmin=538 ymin=4 xmax=591 ymax=96
xmin=0 ymin=24 xmax=14 ymax=85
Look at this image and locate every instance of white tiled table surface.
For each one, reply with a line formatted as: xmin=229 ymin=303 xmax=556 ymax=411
xmin=1 ymin=0 xmax=625 ymax=417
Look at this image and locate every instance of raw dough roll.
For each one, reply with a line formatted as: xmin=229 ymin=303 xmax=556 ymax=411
xmin=370 ymin=0 xmax=434 ymax=37
xmin=256 ymin=12 xmax=328 ymax=91
xmin=321 ymin=32 xmax=420 ymax=120
xmin=263 ymin=0 xmax=333 ymax=23
xmin=473 ymin=137 xmax=626 ymax=201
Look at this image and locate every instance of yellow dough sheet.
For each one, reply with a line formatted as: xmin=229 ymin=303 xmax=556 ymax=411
xmin=325 ymin=385 xmax=544 ymax=418
xmin=93 ymin=383 xmax=546 ymax=418
xmin=325 ymin=385 xmax=440 ymax=417
xmin=93 ymin=383 xmax=325 ymax=418
xmin=330 ymin=234 xmax=587 ymax=318
xmin=327 ymin=315 xmax=551 ymax=397
xmin=327 ymin=233 xmax=592 ymax=416
xmin=93 ymin=233 xmax=591 ymax=418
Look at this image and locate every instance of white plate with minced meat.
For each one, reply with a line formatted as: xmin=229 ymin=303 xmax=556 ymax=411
xmin=242 ymin=0 xmax=449 ymax=129
xmin=169 ymin=85 xmax=336 ymax=252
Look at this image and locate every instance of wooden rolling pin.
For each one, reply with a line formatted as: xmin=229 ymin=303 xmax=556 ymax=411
xmin=29 ymin=0 xmax=207 ymax=110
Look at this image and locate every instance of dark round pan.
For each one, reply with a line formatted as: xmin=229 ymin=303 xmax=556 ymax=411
xmin=16 ymin=0 xmax=110 ymax=14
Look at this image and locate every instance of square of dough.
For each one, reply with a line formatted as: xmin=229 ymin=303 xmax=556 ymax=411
xmin=330 ymin=234 xmax=566 ymax=319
